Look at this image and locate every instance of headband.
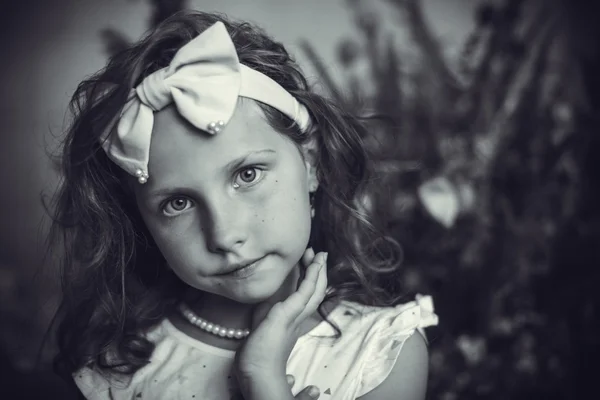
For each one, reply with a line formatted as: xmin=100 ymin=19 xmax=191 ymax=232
xmin=99 ymin=21 xmax=312 ymax=184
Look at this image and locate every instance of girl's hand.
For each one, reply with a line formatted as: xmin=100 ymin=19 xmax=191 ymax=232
xmin=287 ymin=374 xmax=321 ymax=399
xmin=234 ymin=248 xmax=328 ymax=397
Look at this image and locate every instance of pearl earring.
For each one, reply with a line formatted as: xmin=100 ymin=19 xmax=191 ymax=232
xmin=309 ymin=191 xmax=316 ymax=218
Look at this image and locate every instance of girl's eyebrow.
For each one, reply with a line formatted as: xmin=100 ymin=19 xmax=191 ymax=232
xmin=147 ymin=149 xmax=277 ymax=198
xmin=222 ymin=148 xmax=277 ymax=172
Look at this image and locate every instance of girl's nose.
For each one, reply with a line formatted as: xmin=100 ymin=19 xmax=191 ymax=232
xmin=205 ymin=199 xmax=248 ymax=253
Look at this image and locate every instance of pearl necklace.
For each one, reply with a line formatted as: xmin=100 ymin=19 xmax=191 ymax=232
xmin=178 ymin=303 xmax=251 ymax=340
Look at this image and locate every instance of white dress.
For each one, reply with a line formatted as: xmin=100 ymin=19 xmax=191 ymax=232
xmin=74 ymin=294 xmax=439 ymax=400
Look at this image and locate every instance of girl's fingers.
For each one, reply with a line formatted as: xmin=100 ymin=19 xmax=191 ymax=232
xmin=299 ymin=258 xmax=328 ymax=322
xmin=302 ymin=247 xmax=315 ymax=268
xmin=295 ymin=385 xmax=321 ymax=400
xmin=297 ymin=247 xmax=315 ymax=290
xmin=276 ymin=252 xmax=327 ymax=323
xmin=288 ymin=373 xmax=321 ymax=400
xmin=287 ymin=252 xmax=323 ymax=304
xmin=252 ymin=249 xmax=321 ymax=329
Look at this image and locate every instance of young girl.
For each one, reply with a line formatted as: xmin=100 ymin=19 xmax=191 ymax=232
xmin=49 ymin=10 xmax=438 ymax=400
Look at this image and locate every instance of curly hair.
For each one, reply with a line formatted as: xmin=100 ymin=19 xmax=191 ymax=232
xmin=49 ymin=10 xmax=404 ymax=380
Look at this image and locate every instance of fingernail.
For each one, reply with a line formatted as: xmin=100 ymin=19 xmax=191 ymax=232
xmin=308 ymin=386 xmax=320 ymax=398
xmin=286 ymin=374 xmax=294 ymax=385
xmin=319 ymin=252 xmax=327 ymax=265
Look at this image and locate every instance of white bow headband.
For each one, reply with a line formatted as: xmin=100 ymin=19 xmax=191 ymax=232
xmin=100 ymin=21 xmax=312 ymax=184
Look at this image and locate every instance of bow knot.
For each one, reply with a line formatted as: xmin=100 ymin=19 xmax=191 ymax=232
xmin=136 ymin=68 xmax=171 ymax=111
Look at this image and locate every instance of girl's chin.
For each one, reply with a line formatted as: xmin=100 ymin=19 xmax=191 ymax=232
xmin=226 ymin=269 xmax=299 ymax=304
xmin=227 ymin=278 xmax=288 ymax=304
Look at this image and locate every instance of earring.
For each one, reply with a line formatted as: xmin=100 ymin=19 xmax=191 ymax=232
xmin=309 ymin=191 xmax=316 ymax=218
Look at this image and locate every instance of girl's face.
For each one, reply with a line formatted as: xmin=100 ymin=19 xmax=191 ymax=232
xmin=134 ymin=99 xmax=315 ymax=304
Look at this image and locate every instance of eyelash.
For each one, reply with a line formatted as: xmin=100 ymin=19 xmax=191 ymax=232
xmin=162 ymin=197 xmax=193 ymax=216
xmin=233 ymin=166 xmax=265 ymax=189
xmin=160 ymin=166 xmax=265 ymax=216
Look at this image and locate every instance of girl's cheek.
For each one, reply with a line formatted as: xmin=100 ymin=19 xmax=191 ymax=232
xmin=251 ymin=175 xmax=277 ymax=203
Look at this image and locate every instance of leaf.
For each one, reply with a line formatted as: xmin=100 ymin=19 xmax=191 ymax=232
xmin=417 ymin=176 xmax=459 ymax=228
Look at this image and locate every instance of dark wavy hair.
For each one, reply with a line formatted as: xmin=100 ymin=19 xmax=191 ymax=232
xmin=48 ymin=10 xmax=404 ymax=380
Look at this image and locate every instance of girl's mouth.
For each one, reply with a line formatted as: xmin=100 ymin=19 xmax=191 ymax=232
xmin=222 ymin=257 xmax=265 ymax=279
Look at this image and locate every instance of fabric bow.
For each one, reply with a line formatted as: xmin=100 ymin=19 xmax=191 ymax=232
xmin=100 ymin=21 xmax=311 ymax=183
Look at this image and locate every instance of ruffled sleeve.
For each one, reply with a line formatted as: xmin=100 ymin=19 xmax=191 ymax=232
xmin=73 ymin=366 xmax=136 ymax=400
xmin=356 ymin=294 xmax=439 ymax=397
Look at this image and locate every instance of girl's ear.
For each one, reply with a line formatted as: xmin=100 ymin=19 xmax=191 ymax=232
xmin=305 ymin=159 xmax=319 ymax=193
xmin=302 ymin=137 xmax=319 ymax=192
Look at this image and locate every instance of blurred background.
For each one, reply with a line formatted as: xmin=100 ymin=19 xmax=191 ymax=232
xmin=1 ymin=0 xmax=599 ymax=398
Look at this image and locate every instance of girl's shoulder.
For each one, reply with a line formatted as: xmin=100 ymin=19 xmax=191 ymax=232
xmin=326 ymin=293 xmax=438 ymax=339
xmin=289 ymin=294 xmax=439 ymax=398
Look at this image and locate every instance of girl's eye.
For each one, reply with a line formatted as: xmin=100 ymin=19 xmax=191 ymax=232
xmin=234 ymin=167 xmax=263 ymax=188
xmin=162 ymin=197 xmax=193 ymax=215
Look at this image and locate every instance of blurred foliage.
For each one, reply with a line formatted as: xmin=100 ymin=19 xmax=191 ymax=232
xmin=298 ymin=0 xmax=599 ymax=398
xmin=2 ymin=0 xmax=598 ymax=398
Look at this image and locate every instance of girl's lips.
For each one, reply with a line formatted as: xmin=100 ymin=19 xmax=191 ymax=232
xmin=225 ymin=257 xmax=265 ymax=279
